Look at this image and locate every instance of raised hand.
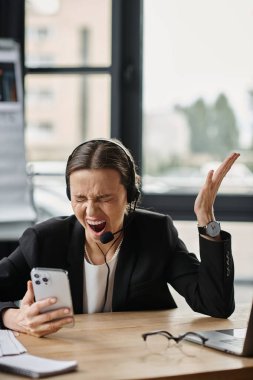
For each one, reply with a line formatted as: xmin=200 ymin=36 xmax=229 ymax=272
xmin=194 ymin=152 xmax=240 ymax=228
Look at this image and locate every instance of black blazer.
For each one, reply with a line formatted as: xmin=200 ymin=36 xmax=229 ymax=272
xmin=0 ymin=209 xmax=234 ymax=322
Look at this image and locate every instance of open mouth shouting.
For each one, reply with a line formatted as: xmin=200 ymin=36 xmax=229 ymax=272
xmin=86 ymin=219 xmax=106 ymax=235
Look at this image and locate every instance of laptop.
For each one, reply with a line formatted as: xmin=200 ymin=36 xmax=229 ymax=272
xmin=185 ymin=301 xmax=253 ymax=356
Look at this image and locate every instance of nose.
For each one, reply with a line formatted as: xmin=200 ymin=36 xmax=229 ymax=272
xmin=85 ymin=199 xmax=97 ymax=217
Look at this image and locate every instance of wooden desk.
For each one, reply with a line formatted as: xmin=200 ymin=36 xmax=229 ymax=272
xmin=2 ymin=304 xmax=253 ymax=380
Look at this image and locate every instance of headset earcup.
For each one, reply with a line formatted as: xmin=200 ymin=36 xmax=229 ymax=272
xmin=127 ymin=186 xmax=140 ymax=203
xmin=66 ymin=184 xmax=71 ymax=200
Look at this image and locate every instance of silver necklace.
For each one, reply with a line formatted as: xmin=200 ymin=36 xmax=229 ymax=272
xmin=84 ymin=246 xmax=93 ymax=264
xmin=85 ymin=235 xmax=123 ymax=265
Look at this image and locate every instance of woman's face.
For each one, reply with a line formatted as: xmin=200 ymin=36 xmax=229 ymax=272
xmin=70 ymin=168 xmax=128 ymax=244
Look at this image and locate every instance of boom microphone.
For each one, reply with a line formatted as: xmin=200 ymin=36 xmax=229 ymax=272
xmin=100 ymin=228 xmax=123 ymax=244
xmin=100 ymin=203 xmax=137 ymax=244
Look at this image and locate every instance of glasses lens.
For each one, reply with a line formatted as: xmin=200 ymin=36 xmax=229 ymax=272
xmin=144 ymin=332 xmax=205 ymax=356
xmin=179 ymin=335 xmax=205 ymax=357
xmin=145 ymin=334 xmax=169 ymax=354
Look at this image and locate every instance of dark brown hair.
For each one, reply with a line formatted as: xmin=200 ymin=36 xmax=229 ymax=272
xmin=65 ymin=138 xmax=140 ymax=204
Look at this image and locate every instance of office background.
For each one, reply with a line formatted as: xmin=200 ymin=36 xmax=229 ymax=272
xmin=0 ymin=0 xmax=252 ymax=302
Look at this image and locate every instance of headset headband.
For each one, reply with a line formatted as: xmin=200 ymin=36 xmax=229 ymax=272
xmin=65 ymin=138 xmax=140 ymax=203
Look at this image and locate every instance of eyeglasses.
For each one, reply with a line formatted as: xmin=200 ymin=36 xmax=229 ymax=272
xmin=142 ymin=330 xmax=208 ymax=355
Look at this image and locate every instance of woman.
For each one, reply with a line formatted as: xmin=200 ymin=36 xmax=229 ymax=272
xmin=0 ymin=138 xmax=240 ymax=337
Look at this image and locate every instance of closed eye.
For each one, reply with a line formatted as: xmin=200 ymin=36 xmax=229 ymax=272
xmin=74 ymin=195 xmax=113 ymax=203
xmin=75 ymin=196 xmax=87 ymax=203
xmin=97 ymin=195 xmax=113 ymax=202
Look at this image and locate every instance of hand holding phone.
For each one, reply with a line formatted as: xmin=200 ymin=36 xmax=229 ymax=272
xmin=31 ymin=267 xmax=74 ymax=327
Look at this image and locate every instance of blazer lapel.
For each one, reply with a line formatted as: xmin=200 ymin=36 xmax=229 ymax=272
xmin=112 ymin=222 xmax=138 ymax=310
xmin=67 ymin=220 xmax=85 ymax=314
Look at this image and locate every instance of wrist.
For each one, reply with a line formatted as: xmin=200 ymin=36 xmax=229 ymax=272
xmin=198 ymin=220 xmax=221 ymax=238
xmin=196 ymin=213 xmax=215 ymax=227
xmin=2 ymin=308 xmax=21 ymax=331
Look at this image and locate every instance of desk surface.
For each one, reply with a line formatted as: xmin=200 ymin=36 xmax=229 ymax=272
xmin=2 ymin=304 xmax=253 ymax=380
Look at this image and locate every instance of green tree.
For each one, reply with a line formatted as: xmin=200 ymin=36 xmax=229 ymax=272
xmin=209 ymin=94 xmax=239 ymax=156
xmin=175 ymin=98 xmax=209 ymax=153
xmin=175 ymin=93 xmax=239 ymax=157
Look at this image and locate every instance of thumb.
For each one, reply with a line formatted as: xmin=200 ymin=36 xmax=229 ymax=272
xmin=20 ymin=280 xmax=35 ymax=308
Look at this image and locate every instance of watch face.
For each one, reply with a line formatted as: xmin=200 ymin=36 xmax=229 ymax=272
xmin=206 ymin=221 xmax=221 ymax=237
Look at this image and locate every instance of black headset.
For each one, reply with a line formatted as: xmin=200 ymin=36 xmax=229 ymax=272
xmin=65 ymin=138 xmax=140 ymax=204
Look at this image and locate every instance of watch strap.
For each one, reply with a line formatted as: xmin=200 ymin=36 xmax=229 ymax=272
xmin=198 ymin=226 xmax=207 ymax=235
xmin=198 ymin=221 xmax=221 ymax=237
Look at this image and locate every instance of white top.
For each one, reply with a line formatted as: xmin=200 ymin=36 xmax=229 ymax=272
xmin=83 ymin=245 xmax=121 ymax=314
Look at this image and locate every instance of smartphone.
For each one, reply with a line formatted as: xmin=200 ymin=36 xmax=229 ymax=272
xmin=30 ymin=267 xmax=74 ymax=326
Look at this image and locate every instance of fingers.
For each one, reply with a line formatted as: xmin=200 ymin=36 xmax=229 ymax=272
xmin=212 ymin=152 xmax=240 ymax=182
xmin=27 ymin=280 xmax=34 ymax=295
xmin=32 ymin=297 xmax=58 ymax=314
xmin=19 ymin=297 xmax=71 ymax=321
xmin=204 ymin=169 xmax=214 ymax=187
xmin=18 ymin=296 xmax=73 ymax=337
xmin=194 ymin=152 xmax=240 ymax=224
xmin=20 ymin=281 xmax=35 ymax=308
xmin=18 ymin=304 xmax=73 ymax=338
xmin=203 ymin=152 xmax=240 ymax=193
xmin=19 ymin=315 xmax=74 ymax=338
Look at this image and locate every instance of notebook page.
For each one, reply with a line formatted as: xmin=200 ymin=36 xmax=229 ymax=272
xmin=0 ymin=353 xmax=78 ymax=378
xmin=0 ymin=330 xmax=27 ymax=356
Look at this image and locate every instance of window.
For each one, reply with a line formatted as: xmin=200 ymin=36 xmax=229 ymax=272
xmin=25 ymin=0 xmax=112 ymax=162
xmin=2 ymin=0 xmax=252 ymax=221
xmin=25 ymin=74 xmax=110 ymax=160
xmin=142 ymin=0 xmax=253 ymax=220
xmin=1 ymin=0 xmax=252 ymax=283
xmin=26 ymin=26 xmax=53 ymax=43
xmin=24 ymin=0 xmax=112 ymax=219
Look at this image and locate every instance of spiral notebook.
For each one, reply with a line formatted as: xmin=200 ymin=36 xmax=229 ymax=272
xmin=0 ymin=329 xmax=27 ymax=356
xmin=0 ymin=330 xmax=78 ymax=378
xmin=0 ymin=353 xmax=78 ymax=378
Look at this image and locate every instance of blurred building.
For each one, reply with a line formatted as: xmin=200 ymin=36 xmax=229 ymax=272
xmin=25 ymin=0 xmax=111 ymax=161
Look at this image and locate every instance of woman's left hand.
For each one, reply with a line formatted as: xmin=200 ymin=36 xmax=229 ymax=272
xmin=194 ymin=152 xmax=240 ymax=227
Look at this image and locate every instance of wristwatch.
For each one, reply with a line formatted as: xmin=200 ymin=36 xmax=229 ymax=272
xmin=198 ymin=221 xmax=221 ymax=237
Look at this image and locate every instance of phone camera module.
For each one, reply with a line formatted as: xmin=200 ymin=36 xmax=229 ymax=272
xmin=35 ymin=280 xmax=41 ymax=285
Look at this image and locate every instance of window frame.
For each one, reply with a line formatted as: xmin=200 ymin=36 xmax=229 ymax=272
xmin=4 ymin=0 xmax=253 ymax=221
xmin=119 ymin=0 xmax=253 ymax=222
